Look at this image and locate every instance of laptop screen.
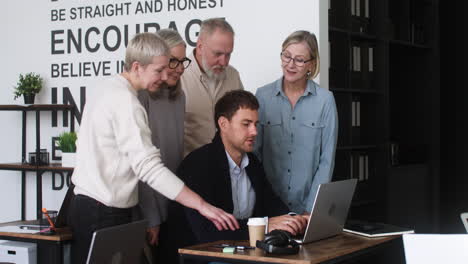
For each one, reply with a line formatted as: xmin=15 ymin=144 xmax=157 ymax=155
xmin=86 ymin=220 xmax=147 ymax=264
xmin=54 ymin=183 xmax=74 ymax=228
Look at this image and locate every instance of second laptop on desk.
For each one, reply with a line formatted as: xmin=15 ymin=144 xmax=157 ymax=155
xmin=19 ymin=184 xmax=74 ymax=231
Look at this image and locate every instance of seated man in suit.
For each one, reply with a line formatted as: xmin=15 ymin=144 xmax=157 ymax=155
xmin=161 ymin=90 xmax=308 ymax=263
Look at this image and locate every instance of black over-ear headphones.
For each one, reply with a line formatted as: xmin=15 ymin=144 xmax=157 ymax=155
xmin=256 ymin=230 xmax=300 ymax=255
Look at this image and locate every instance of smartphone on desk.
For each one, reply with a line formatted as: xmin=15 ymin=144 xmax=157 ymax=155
xmin=19 ymin=225 xmax=42 ymax=231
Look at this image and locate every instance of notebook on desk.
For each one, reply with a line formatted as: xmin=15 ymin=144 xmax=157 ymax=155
xmin=293 ymin=179 xmax=357 ymax=244
xmin=18 ymin=184 xmax=74 ymax=230
xmin=344 ymin=220 xmax=414 ymax=237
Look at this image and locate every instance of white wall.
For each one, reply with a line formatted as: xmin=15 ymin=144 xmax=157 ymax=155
xmin=0 ymin=0 xmax=328 ymax=222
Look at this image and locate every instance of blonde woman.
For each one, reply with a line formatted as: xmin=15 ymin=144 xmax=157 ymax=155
xmin=255 ymin=30 xmax=338 ymax=215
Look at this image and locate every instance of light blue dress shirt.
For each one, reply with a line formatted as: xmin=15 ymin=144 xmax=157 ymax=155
xmin=225 ymin=151 xmax=256 ymax=219
xmin=255 ymin=78 xmax=338 ymax=213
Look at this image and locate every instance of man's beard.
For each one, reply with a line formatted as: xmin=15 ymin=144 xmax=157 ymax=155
xmin=202 ymin=56 xmax=227 ymax=82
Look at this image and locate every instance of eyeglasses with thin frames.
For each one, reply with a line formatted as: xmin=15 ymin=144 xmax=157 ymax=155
xmin=280 ymin=52 xmax=313 ymax=67
xmin=169 ymin=57 xmax=192 ymax=69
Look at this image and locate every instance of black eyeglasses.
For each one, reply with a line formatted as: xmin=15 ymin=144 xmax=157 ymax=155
xmin=169 ymin=57 xmax=191 ymax=69
xmin=280 ymin=52 xmax=313 ymax=67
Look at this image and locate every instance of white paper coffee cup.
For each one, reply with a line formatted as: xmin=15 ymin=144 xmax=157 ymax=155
xmin=247 ymin=217 xmax=266 ymax=247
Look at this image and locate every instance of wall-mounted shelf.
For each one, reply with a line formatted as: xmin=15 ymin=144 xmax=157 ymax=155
xmin=0 ymin=163 xmax=74 ymax=171
xmin=0 ymin=104 xmax=75 ymax=220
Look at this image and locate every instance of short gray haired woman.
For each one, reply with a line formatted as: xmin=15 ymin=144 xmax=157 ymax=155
xmin=255 ymin=30 xmax=338 ymax=214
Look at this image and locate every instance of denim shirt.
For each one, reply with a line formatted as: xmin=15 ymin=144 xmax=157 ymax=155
xmin=255 ymin=78 xmax=338 ymax=213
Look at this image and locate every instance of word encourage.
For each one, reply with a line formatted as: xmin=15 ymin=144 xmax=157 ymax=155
xmin=49 ymin=0 xmax=225 ymax=78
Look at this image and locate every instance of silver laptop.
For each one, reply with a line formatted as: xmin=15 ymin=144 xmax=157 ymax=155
xmin=294 ymin=179 xmax=357 ymax=244
xmin=86 ymin=220 xmax=147 ymax=264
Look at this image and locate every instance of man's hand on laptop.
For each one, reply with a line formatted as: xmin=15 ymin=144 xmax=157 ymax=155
xmin=268 ymin=214 xmax=308 ymax=235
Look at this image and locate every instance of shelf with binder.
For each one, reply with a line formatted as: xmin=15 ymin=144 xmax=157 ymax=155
xmin=334 ymin=148 xmax=384 ymax=221
xmin=330 ymin=0 xmax=438 ymax=227
xmin=334 ymin=149 xmax=376 ymax=182
xmin=329 ymin=32 xmax=378 ymax=93
xmin=350 ymin=0 xmax=371 ymax=33
xmin=334 ymin=93 xmax=382 ymax=148
xmin=388 ymin=0 xmax=432 ymax=45
xmin=329 ymin=0 xmax=384 ymax=223
xmin=329 ymin=0 xmax=374 ymax=34
xmin=0 ymin=104 xmax=75 ymax=220
xmin=349 ymin=41 xmax=376 ymax=91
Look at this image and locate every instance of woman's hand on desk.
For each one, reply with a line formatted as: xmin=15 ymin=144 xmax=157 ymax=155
xmin=268 ymin=214 xmax=308 ymax=235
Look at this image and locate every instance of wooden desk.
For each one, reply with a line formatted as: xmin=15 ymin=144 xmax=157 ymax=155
xmin=179 ymin=232 xmax=404 ymax=264
xmin=0 ymin=220 xmax=72 ymax=264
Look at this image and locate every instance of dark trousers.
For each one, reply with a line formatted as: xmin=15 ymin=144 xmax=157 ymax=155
xmin=68 ymin=194 xmax=132 ymax=264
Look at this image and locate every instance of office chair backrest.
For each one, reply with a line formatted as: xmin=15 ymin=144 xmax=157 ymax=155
xmin=403 ymin=234 xmax=468 ymax=264
xmin=460 ymin=212 xmax=468 ymax=233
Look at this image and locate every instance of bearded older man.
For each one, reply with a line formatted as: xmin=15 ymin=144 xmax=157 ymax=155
xmin=180 ymin=17 xmax=244 ymax=157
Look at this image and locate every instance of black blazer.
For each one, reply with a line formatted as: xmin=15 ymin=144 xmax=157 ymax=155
xmin=163 ymin=133 xmax=288 ymax=260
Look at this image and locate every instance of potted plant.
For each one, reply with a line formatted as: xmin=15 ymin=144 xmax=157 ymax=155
xmin=13 ymin=72 xmax=43 ymax=104
xmin=57 ymin=131 xmax=77 ymax=167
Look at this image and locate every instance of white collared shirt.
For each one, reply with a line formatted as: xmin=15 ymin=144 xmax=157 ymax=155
xmin=225 ymin=151 xmax=256 ymax=219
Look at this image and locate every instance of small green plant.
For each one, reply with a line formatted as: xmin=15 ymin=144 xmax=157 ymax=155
xmin=57 ymin=132 xmax=77 ymax=153
xmin=13 ymin=72 xmax=43 ymax=99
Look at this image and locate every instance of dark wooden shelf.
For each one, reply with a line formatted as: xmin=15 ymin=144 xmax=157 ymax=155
xmin=351 ymin=199 xmax=378 ymax=207
xmin=330 ymin=27 xmax=377 ymax=40
xmin=329 ymin=26 xmax=350 ymax=34
xmin=330 ymin=0 xmax=438 ymax=227
xmin=337 ymin=145 xmax=378 ymax=151
xmin=349 ymin=31 xmax=377 ymax=41
xmin=0 ymin=163 xmax=74 ymax=172
xmin=0 ymin=103 xmax=76 ymax=220
xmin=389 ymin=39 xmax=430 ymax=49
xmin=0 ymin=104 xmax=73 ymax=111
xmin=330 ymin=88 xmax=383 ymax=95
